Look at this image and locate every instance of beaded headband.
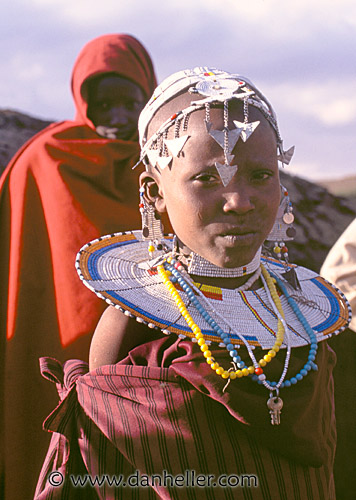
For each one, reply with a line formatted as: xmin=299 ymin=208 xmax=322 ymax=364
xmin=135 ymin=67 xmax=295 ymax=187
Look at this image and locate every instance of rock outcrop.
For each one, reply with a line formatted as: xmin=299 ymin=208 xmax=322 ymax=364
xmin=280 ymin=170 xmax=356 ymax=272
xmin=0 ymin=109 xmax=52 ymax=175
xmin=1 ymin=108 xmax=355 ymax=272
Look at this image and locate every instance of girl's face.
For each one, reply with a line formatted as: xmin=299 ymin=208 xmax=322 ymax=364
xmin=152 ymin=106 xmax=281 ymax=268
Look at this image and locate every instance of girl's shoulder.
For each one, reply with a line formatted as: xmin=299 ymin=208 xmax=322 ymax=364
xmin=89 ymin=305 xmax=162 ymax=370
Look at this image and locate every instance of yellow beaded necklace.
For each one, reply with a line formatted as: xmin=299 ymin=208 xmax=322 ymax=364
xmin=157 ymin=262 xmax=285 ymax=381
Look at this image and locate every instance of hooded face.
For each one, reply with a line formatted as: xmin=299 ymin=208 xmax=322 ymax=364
xmin=70 ymin=34 xmax=157 ymax=131
xmin=141 ymin=97 xmax=281 ymax=269
xmin=87 ymin=74 xmax=146 ymax=140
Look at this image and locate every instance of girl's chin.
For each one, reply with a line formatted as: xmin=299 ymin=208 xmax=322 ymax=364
xmin=208 ymin=247 xmax=260 ymax=269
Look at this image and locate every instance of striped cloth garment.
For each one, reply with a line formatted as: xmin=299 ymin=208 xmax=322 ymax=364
xmin=35 ymin=335 xmax=336 ymax=499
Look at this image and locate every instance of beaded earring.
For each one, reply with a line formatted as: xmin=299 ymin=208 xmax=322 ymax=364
xmin=139 ymin=186 xmax=164 ymax=257
xmin=265 ymin=185 xmax=296 ymax=262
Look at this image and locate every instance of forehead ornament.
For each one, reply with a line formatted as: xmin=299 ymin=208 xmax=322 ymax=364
xmin=208 ymin=99 xmax=239 ymax=187
xmin=233 ymin=120 xmax=260 ymax=142
xmin=206 ymin=121 xmax=242 ymax=154
xmin=146 ymin=149 xmax=161 ymax=169
xmin=163 ymin=135 xmax=190 ymax=158
xmin=277 ymin=146 xmax=295 ymax=165
xmin=156 ymin=156 xmax=172 ymax=170
xmin=190 ymin=77 xmax=251 ymax=103
xmin=136 ymin=68 xmax=295 ymax=182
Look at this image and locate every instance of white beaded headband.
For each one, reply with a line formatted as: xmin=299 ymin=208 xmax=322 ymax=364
xmin=135 ymin=67 xmax=294 ymax=187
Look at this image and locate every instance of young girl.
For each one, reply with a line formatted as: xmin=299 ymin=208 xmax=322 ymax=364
xmin=36 ymin=67 xmax=350 ymax=500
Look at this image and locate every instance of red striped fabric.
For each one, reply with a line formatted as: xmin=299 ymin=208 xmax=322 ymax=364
xmin=35 ymin=337 xmax=336 ymax=499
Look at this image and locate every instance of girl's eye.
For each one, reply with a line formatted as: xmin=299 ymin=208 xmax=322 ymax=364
xmin=251 ymin=171 xmax=273 ymax=182
xmin=194 ymin=173 xmax=220 ymax=183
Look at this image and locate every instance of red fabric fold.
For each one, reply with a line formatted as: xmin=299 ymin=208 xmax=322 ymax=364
xmin=1 ymin=33 xmax=157 ymax=347
xmin=35 ymin=338 xmax=336 ymax=500
xmin=0 ymin=33 xmax=157 ymax=500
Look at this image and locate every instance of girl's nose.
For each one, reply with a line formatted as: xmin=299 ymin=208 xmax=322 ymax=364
xmin=222 ymin=185 xmax=255 ymax=214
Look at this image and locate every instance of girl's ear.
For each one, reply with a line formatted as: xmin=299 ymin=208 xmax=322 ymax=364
xmin=139 ymin=171 xmax=166 ymax=213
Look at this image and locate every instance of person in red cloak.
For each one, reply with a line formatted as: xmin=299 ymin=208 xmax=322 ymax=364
xmin=0 ymin=33 xmax=157 ymax=499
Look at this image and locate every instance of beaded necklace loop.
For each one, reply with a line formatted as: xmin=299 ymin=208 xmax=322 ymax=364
xmin=157 ymin=260 xmax=287 ymax=381
xmin=157 ymin=258 xmax=319 ymax=394
xmin=266 ymin=272 xmax=319 ymax=389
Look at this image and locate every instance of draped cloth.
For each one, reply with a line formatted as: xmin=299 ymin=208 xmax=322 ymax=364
xmin=35 ymin=336 xmax=337 ymax=499
xmin=0 ymin=34 xmax=157 ymax=499
xmin=321 ymin=217 xmax=356 ymax=333
xmin=321 ymin=218 xmax=356 ymax=498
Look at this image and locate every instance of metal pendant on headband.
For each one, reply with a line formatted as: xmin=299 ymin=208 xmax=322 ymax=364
xmin=211 ymin=100 xmax=239 ymax=187
xmin=156 ymin=156 xmax=173 ymax=170
xmin=277 ymin=145 xmax=295 ymax=165
xmin=163 ymin=135 xmax=190 ymax=157
xmin=233 ymin=119 xmax=260 ymax=142
xmin=215 ymin=155 xmax=238 ymax=187
xmin=206 ymin=121 xmax=243 ymax=153
xmin=146 ymin=149 xmax=160 ymax=169
xmin=233 ymin=97 xmax=260 ymax=142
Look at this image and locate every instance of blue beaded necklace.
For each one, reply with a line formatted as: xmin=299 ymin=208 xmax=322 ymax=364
xmin=163 ymin=260 xmax=319 ymax=392
xmin=263 ymin=273 xmax=318 ymax=389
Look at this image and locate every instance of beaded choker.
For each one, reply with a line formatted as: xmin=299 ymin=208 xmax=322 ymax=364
xmin=186 ymin=247 xmax=262 ymax=278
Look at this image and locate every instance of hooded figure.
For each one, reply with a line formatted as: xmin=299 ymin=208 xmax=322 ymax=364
xmin=0 ymin=33 xmax=157 ymax=499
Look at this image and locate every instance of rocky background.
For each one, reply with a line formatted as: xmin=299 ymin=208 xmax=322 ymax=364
xmin=1 ymin=108 xmax=355 ymax=273
xmin=280 ymin=170 xmax=356 ymax=271
xmin=0 ymin=109 xmax=51 ymax=174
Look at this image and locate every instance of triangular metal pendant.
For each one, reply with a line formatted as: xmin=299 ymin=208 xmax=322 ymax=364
xmin=215 ymin=162 xmax=238 ymax=187
xmin=233 ymin=120 xmax=260 ymax=142
xmin=281 ymin=267 xmax=301 ymax=290
xmin=224 ymin=153 xmax=235 ymax=165
xmin=163 ymin=135 xmax=190 ymax=157
xmin=209 ymin=128 xmax=242 ymax=154
xmin=242 ymin=121 xmax=260 ymax=141
xmin=277 ymin=146 xmax=295 ymax=165
xmin=146 ymin=149 xmax=160 ymax=168
xmin=205 ymin=120 xmax=213 ymax=133
xmin=208 ymin=128 xmax=224 ymax=148
xmin=156 ymin=155 xmax=173 ymax=170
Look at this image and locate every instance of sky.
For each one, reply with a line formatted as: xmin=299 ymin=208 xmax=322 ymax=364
xmin=1 ymin=0 xmax=355 ymax=181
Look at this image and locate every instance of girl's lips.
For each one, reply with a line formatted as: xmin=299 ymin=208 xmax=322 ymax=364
xmin=219 ymin=227 xmax=256 ymax=236
xmin=218 ymin=232 xmax=256 ymax=246
xmin=219 ymin=224 xmax=256 ymax=235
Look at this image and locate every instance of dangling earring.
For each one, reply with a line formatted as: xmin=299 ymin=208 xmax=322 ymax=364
xmin=139 ymin=186 xmax=164 ymax=257
xmin=265 ymin=185 xmax=296 ymax=263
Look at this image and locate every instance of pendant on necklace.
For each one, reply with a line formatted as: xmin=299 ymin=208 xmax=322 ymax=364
xmin=267 ymin=395 xmax=283 ymax=425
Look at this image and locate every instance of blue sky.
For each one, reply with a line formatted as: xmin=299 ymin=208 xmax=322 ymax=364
xmin=1 ymin=0 xmax=355 ymax=181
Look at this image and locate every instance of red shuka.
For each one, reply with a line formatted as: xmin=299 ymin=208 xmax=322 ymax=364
xmin=1 ymin=33 xmax=157 ymax=347
xmin=0 ymin=33 xmax=157 ymax=499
